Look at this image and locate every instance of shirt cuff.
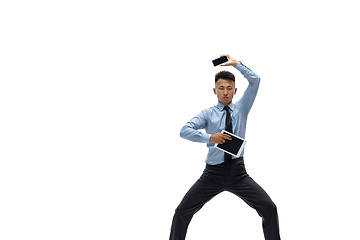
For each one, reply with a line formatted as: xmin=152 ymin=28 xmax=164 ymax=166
xmin=235 ymin=61 xmax=243 ymax=69
xmin=202 ymin=133 xmax=212 ymax=143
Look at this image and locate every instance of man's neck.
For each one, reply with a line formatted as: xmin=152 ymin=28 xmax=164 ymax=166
xmin=218 ymin=101 xmax=232 ymax=106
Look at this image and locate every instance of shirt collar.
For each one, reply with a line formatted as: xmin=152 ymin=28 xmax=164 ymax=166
xmin=216 ymin=102 xmax=234 ymax=111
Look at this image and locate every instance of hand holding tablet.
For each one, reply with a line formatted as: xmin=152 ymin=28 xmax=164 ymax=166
xmin=214 ymin=130 xmax=247 ymax=158
xmin=210 ymin=132 xmax=232 ymax=144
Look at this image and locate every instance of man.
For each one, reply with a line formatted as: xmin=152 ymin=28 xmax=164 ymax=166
xmin=169 ymin=54 xmax=281 ymax=240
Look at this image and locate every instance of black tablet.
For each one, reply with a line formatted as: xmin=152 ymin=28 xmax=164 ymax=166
xmin=214 ymin=130 xmax=247 ymax=157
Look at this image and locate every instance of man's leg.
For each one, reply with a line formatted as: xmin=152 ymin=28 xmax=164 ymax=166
xmin=169 ymin=164 xmax=225 ymax=240
xmin=227 ymin=160 xmax=281 ymax=240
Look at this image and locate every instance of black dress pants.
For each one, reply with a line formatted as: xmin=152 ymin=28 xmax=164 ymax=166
xmin=169 ymin=157 xmax=280 ymax=240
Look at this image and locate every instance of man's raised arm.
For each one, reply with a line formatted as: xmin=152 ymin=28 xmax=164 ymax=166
xmin=222 ymin=54 xmax=261 ymax=115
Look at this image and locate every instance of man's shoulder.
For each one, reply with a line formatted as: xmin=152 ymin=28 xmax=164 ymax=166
xmin=196 ymin=105 xmax=222 ymax=119
xmin=195 ymin=105 xmax=217 ymax=117
xmin=205 ymin=104 xmax=222 ymax=113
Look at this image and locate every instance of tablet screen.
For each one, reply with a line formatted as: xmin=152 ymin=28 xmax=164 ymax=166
xmin=214 ymin=130 xmax=247 ymax=157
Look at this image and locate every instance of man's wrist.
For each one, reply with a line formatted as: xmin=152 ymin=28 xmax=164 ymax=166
xmin=232 ymin=60 xmax=239 ymax=67
xmin=204 ymin=134 xmax=212 ymax=143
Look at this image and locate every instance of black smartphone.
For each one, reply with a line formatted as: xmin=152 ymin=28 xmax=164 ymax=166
xmin=212 ymin=56 xmax=228 ymax=66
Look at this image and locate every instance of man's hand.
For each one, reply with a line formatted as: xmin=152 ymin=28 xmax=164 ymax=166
xmin=219 ymin=54 xmax=238 ymax=67
xmin=210 ymin=132 xmax=232 ymax=144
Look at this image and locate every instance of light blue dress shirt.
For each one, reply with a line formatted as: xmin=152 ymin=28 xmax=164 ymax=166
xmin=180 ymin=62 xmax=261 ymax=165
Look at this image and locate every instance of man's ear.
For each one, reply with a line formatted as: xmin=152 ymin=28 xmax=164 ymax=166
xmin=213 ymin=88 xmax=217 ymax=95
xmin=234 ymin=88 xmax=237 ymax=95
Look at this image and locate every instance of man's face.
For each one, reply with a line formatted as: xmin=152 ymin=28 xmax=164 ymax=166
xmin=213 ymin=79 xmax=237 ymax=105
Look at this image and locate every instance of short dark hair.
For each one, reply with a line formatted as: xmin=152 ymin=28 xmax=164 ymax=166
xmin=215 ymin=71 xmax=235 ymax=83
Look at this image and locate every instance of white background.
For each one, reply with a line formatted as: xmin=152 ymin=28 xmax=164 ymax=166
xmin=1 ymin=0 xmax=359 ymax=239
